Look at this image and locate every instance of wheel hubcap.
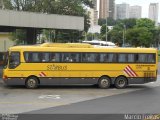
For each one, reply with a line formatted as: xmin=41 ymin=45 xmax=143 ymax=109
xmin=28 ymin=79 xmax=36 ymax=88
xmin=118 ymin=79 xmax=125 ymax=87
xmin=101 ymin=79 xmax=109 ymax=87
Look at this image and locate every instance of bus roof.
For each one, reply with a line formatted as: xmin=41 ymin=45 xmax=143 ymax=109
xmin=40 ymin=43 xmax=93 ymax=48
xmin=8 ymin=43 xmax=157 ymax=53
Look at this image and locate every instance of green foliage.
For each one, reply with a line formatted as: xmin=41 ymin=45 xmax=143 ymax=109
xmin=105 ymin=18 xmax=158 ymax=47
xmin=152 ymin=27 xmax=160 ymax=47
xmin=11 ymin=29 xmax=26 ymax=45
xmin=126 ymin=27 xmax=153 ymax=47
xmin=3 ymin=0 xmax=12 ymax=9
xmin=100 ymin=25 xmax=109 ymax=41
xmin=98 ymin=18 xmax=116 ymax=26
xmin=136 ymin=18 xmax=155 ymax=29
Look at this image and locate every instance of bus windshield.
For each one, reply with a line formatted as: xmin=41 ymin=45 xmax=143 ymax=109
xmin=9 ymin=52 xmax=20 ymax=69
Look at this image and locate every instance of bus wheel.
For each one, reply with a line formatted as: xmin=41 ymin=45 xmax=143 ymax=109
xmin=98 ymin=76 xmax=111 ymax=89
xmin=25 ymin=77 xmax=38 ymax=89
xmin=115 ymin=76 xmax=128 ymax=89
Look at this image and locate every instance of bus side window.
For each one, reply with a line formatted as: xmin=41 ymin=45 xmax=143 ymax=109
xmin=50 ymin=53 xmax=56 ymax=62
xmin=118 ymin=54 xmax=127 ymax=63
xmin=42 ymin=53 xmax=50 ymax=62
xmin=128 ymin=54 xmax=135 ymax=63
xmin=148 ymin=54 xmax=155 ymax=63
xmin=100 ymin=54 xmax=108 ymax=62
xmin=82 ymin=53 xmax=99 ymax=63
xmin=138 ymin=54 xmax=147 ymax=63
xmin=108 ymin=54 xmax=117 ymax=63
xmin=32 ymin=53 xmax=41 ymax=62
xmin=50 ymin=53 xmax=60 ymax=62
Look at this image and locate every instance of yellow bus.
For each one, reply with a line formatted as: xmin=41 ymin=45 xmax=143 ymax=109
xmin=2 ymin=43 xmax=158 ymax=89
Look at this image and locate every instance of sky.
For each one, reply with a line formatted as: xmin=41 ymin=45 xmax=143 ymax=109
xmin=97 ymin=0 xmax=160 ymax=22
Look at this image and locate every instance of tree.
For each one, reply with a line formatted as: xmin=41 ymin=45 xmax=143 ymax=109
xmin=126 ymin=27 xmax=153 ymax=47
xmin=100 ymin=24 xmax=109 ymax=41
xmin=11 ymin=29 xmax=26 ymax=45
xmin=108 ymin=29 xmax=123 ymax=46
xmin=152 ymin=27 xmax=160 ymax=47
xmin=98 ymin=18 xmax=116 ymax=26
xmin=136 ymin=18 xmax=155 ymax=30
xmin=3 ymin=0 xmax=12 ymax=9
xmin=114 ymin=18 xmax=136 ymax=30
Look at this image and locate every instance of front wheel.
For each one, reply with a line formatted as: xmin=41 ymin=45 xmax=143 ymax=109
xmin=25 ymin=77 xmax=38 ymax=89
xmin=98 ymin=77 xmax=111 ymax=89
xmin=115 ymin=76 xmax=128 ymax=89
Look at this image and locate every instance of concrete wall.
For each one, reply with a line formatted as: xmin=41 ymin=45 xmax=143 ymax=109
xmin=0 ymin=33 xmax=14 ymax=52
xmin=0 ymin=10 xmax=84 ymax=30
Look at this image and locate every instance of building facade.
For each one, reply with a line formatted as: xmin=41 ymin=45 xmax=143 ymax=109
xmin=129 ymin=5 xmax=142 ymax=19
xmin=99 ymin=0 xmax=115 ymax=19
xmin=109 ymin=0 xmax=115 ymax=19
xmin=99 ymin=0 xmax=109 ymax=19
xmin=0 ymin=33 xmax=15 ymax=52
xmin=149 ymin=3 xmax=159 ymax=26
xmin=93 ymin=0 xmax=98 ymax=25
xmin=116 ymin=3 xmax=130 ymax=20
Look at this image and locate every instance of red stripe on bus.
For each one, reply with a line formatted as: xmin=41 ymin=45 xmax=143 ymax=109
xmin=126 ymin=67 xmax=135 ymax=77
xmin=128 ymin=65 xmax=138 ymax=77
xmin=124 ymin=69 xmax=131 ymax=77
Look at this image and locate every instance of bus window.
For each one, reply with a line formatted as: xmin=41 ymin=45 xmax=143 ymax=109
xmin=42 ymin=53 xmax=50 ymax=62
xmin=108 ymin=54 xmax=117 ymax=63
xmin=50 ymin=53 xmax=60 ymax=62
xmin=9 ymin=52 xmax=20 ymax=69
xmin=82 ymin=53 xmax=99 ymax=63
xmin=62 ymin=53 xmax=80 ymax=63
xmin=100 ymin=53 xmax=117 ymax=63
xmin=138 ymin=54 xmax=148 ymax=63
xmin=148 ymin=54 xmax=156 ymax=63
xmin=100 ymin=54 xmax=109 ymax=62
xmin=24 ymin=52 xmax=41 ymax=63
xmin=118 ymin=54 xmax=127 ymax=63
xmin=128 ymin=54 xmax=135 ymax=63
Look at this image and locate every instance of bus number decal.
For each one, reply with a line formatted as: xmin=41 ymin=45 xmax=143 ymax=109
xmin=47 ymin=64 xmax=67 ymax=71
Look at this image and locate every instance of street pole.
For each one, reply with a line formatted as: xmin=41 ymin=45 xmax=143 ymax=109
xmin=106 ymin=16 xmax=108 ymax=42
xmin=106 ymin=10 xmax=111 ymax=42
xmin=123 ymin=29 xmax=124 ymax=47
xmin=123 ymin=24 xmax=126 ymax=47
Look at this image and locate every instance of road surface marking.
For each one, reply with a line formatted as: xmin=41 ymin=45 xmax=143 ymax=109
xmin=38 ymin=95 xmax=61 ymax=99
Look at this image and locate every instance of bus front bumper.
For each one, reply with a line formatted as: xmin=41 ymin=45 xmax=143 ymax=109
xmin=3 ymin=78 xmax=25 ymax=85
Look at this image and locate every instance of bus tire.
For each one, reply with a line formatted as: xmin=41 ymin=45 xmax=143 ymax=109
xmin=25 ymin=77 xmax=38 ymax=89
xmin=98 ymin=76 xmax=111 ymax=89
xmin=115 ymin=76 xmax=128 ymax=89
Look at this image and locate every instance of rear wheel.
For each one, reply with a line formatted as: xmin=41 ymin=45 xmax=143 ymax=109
xmin=115 ymin=76 xmax=128 ymax=89
xmin=25 ymin=77 xmax=38 ymax=89
xmin=98 ymin=76 xmax=111 ymax=89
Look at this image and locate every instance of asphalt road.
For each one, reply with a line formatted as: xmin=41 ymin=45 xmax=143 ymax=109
xmin=28 ymin=79 xmax=160 ymax=114
xmin=0 ymin=81 xmax=146 ymax=114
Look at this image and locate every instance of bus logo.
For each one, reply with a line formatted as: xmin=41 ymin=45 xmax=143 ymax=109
xmin=39 ymin=72 xmax=47 ymax=77
xmin=124 ymin=65 xmax=138 ymax=77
